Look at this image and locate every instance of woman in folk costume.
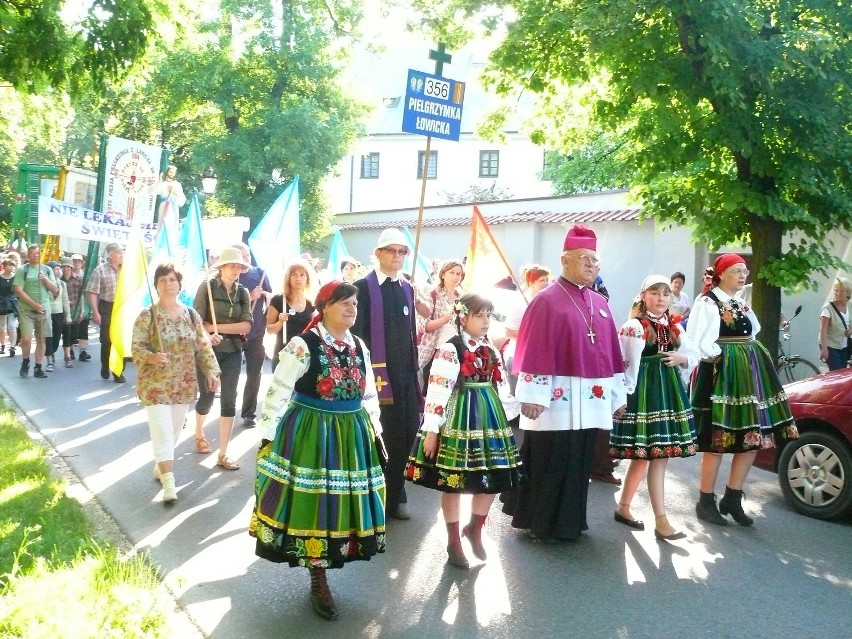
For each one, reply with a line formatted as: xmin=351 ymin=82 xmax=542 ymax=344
xmin=610 ymin=275 xmax=698 ymax=540
xmin=249 ymin=281 xmax=386 ymax=621
xmin=687 ymin=254 xmax=798 ymax=526
xmin=405 ymin=293 xmax=522 ymax=569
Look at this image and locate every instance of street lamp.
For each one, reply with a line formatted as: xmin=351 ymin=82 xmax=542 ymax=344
xmin=201 ymin=166 xmax=218 ymax=195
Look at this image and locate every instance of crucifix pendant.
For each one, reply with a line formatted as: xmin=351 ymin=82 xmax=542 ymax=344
xmin=587 ymin=328 xmax=596 ymax=343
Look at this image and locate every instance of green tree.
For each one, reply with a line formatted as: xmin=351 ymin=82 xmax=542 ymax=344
xmin=542 ymin=134 xmax=629 ymax=194
xmin=119 ymin=0 xmax=368 ymax=246
xmin=414 ymin=1 xmax=852 ymax=355
xmin=0 ymin=0 xmax=161 ymax=93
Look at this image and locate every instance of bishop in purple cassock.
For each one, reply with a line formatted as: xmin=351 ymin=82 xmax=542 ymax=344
xmin=506 ymin=224 xmax=626 ymax=542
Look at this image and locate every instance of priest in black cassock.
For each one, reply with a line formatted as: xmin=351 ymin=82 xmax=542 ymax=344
xmin=352 ymin=228 xmax=423 ymax=520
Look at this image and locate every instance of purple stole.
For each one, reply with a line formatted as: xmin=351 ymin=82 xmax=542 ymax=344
xmin=366 ymin=271 xmax=415 ymax=405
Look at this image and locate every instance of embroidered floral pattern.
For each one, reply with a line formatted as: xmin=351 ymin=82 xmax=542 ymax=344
xmin=315 ymin=340 xmax=365 ymax=400
xmin=717 ymin=298 xmax=748 ymax=329
xmin=589 ymin=384 xmax=606 ymax=399
xmin=459 ymin=345 xmax=502 ymax=384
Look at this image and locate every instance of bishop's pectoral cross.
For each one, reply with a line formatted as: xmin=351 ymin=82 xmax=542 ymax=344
xmin=587 ymin=328 xmax=596 ymax=344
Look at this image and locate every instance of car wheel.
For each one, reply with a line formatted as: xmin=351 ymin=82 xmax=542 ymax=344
xmin=778 ymin=431 xmax=852 ymax=520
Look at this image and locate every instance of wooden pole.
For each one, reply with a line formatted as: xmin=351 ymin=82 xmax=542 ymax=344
xmin=140 ymin=241 xmax=164 ymax=352
xmin=205 ymin=266 xmax=218 ymax=334
xmin=410 ymin=136 xmax=432 ymax=282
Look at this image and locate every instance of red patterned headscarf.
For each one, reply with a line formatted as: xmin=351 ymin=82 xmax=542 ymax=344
xmin=303 ymin=280 xmax=343 ymax=333
xmin=701 ymin=254 xmax=746 ymax=295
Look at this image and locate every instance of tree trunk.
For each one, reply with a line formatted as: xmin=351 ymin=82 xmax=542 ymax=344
xmin=748 ymin=213 xmax=782 ymax=360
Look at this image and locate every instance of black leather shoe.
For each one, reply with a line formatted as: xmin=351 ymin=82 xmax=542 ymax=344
xmin=241 ymin=418 xmax=256 ymax=428
xmin=114 ymin=375 xmax=126 ymax=383
xmin=389 ymin=503 xmax=411 ymax=520
xmin=655 ymin=529 xmax=687 ymax=541
xmin=614 ymin=511 xmax=645 ymax=530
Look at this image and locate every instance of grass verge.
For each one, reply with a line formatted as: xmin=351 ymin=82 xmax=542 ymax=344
xmin=0 ymin=395 xmax=172 ymax=638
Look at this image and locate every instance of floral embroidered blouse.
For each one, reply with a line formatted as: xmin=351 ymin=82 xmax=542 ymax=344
xmin=257 ymin=324 xmax=381 ymax=441
xmin=687 ymin=287 xmax=761 ymax=360
xmin=132 ymin=305 xmax=220 ymax=405
xmin=618 ymin=317 xmax=698 ymax=394
xmin=422 ymin=332 xmax=519 ymax=433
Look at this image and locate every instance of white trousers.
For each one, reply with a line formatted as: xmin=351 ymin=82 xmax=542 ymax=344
xmin=145 ymin=404 xmax=190 ymax=462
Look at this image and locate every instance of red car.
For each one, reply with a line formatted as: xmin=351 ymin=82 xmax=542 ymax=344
xmin=755 ymin=368 xmax=852 ymax=520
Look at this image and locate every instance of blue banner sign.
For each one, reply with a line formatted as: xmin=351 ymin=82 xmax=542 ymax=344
xmin=402 ymin=69 xmax=465 ymax=142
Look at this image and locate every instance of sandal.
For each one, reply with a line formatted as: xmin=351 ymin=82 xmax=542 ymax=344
xmin=195 ymin=436 xmax=212 ymax=454
xmin=216 ymin=456 xmax=240 ymax=471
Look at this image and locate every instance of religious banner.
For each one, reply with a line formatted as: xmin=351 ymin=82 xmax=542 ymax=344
xmin=37 ymin=196 xmax=157 ymax=246
xmin=97 ymin=135 xmax=163 ymax=227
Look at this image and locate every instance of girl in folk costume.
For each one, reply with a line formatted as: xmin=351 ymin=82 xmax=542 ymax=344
xmin=405 ymin=293 xmax=522 ymax=569
xmin=687 ymin=254 xmax=798 ymax=526
xmin=611 ymin=275 xmax=698 ymax=540
xmin=250 ymin=281 xmax=386 ymax=621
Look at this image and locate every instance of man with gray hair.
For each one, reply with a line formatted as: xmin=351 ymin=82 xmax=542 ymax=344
xmin=86 ymin=242 xmax=125 ymax=383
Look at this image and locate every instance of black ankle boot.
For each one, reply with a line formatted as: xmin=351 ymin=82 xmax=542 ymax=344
xmin=718 ymin=486 xmax=754 ymax=526
xmin=309 ymin=568 xmax=338 ymax=620
xmin=696 ymin=491 xmax=728 ymax=526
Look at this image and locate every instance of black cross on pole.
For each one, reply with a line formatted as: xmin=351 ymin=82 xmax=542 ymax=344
xmin=429 ymin=43 xmax=452 ymax=77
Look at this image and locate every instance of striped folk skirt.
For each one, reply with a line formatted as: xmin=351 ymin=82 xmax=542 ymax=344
xmin=610 ymin=354 xmax=697 ymax=459
xmin=690 ymin=338 xmax=799 ymax=453
xmin=250 ymin=393 xmax=386 ymax=569
xmin=405 ymin=382 xmax=523 ymax=494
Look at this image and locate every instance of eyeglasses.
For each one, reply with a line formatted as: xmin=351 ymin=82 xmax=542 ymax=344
xmin=727 ymin=269 xmax=749 ymax=276
xmin=573 ymin=254 xmax=600 ymax=266
xmin=380 ymin=248 xmax=409 ymax=256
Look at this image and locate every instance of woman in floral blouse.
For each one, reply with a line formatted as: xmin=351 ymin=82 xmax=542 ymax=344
xmin=405 ymin=293 xmax=522 ymax=569
xmin=250 ymin=281 xmax=385 ymax=621
xmin=416 ymin=258 xmax=465 ymax=392
xmin=132 ymin=263 xmax=220 ymax=505
xmin=611 ymin=275 xmax=697 ymax=540
xmin=687 ymin=254 xmax=798 ymax=527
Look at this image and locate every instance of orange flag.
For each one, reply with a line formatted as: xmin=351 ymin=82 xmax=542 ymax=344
xmin=465 ymin=206 xmax=519 ymax=295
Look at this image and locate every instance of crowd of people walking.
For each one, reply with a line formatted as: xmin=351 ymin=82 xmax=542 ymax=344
xmin=3 ymin=223 xmax=820 ymax=622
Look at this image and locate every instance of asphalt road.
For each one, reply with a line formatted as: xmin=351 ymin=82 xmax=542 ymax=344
xmin=2 ymin=347 xmax=850 ymax=639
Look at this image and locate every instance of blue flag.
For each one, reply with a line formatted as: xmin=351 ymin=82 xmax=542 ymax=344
xmin=326 ymin=228 xmax=350 ymax=280
xmin=177 ymin=193 xmax=208 ymax=305
xmin=401 ymin=226 xmax=432 ymax=283
xmin=248 ymin=176 xmax=300 ymax=286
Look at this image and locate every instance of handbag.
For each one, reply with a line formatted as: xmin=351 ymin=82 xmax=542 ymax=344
xmin=417 ymin=290 xmax=440 ymax=370
xmin=828 ymin=302 xmax=852 ymax=353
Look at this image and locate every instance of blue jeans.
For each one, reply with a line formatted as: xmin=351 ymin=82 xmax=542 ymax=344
xmin=196 ymin=349 xmax=242 ymax=417
xmin=826 ymin=346 xmax=849 ymax=371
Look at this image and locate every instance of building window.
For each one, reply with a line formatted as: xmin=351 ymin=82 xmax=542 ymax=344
xmin=542 ymin=151 xmax=566 ymax=179
xmin=479 ymin=150 xmax=499 ymax=178
xmin=417 ymin=150 xmax=438 ymax=180
xmin=360 ymin=153 xmax=379 ymax=179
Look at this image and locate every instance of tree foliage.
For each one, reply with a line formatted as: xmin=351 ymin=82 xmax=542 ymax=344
xmin=413 ymin=0 xmax=852 ymax=355
xmin=0 ymin=0 xmax=161 ymax=94
xmin=0 ymin=0 xmax=369 ymax=252
xmin=113 ymin=0 xmax=368 ymax=244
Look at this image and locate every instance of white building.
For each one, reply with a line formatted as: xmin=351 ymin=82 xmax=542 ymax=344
xmin=324 ymin=34 xmax=554 ymax=213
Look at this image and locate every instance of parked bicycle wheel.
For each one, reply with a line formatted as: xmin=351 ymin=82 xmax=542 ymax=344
xmin=779 ymin=356 xmax=821 ymax=383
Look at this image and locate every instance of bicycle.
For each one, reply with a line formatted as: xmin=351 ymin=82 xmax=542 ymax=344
xmin=776 ymin=305 xmax=821 ymax=383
